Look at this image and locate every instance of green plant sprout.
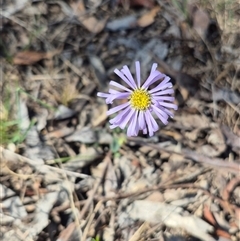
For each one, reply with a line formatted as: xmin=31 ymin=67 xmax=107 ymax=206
xmin=0 ymin=87 xmax=56 ymax=146
xmin=18 ymin=88 xmax=56 ymax=111
xmin=171 ymin=0 xmax=188 ymax=19
xmin=110 ymin=133 xmax=126 ymax=158
xmin=1 ymin=88 xmax=34 ymax=145
xmin=91 ymin=234 xmax=100 ymax=241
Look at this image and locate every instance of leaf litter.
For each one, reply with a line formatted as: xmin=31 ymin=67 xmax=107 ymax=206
xmin=1 ymin=0 xmax=240 ymax=241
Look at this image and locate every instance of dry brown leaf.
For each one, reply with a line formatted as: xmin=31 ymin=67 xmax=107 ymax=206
xmin=128 ymin=200 xmax=215 ymax=241
xmin=118 ymin=0 xmax=155 ymax=8
xmin=197 ymin=145 xmax=220 ymax=157
xmin=203 ymin=206 xmax=231 ymax=239
xmin=185 ymin=129 xmax=200 ymax=141
xmin=161 ymin=129 xmax=182 ymax=141
xmin=207 ymin=128 xmax=226 ymax=155
xmin=203 ymin=205 xmax=217 ymax=226
xmin=137 ymin=6 xmax=160 ymax=28
xmin=79 ymin=16 xmax=107 ymax=34
xmin=146 ymin=191 xmax=164 ymax=202
xmin=220 ymin=125 xmax=240 ymax=153
xmin=57 ymin=222 xmax=76 ymax=241
xmin=47 ymin=127 xmax=74 ymax=139
xmin=13 ymin=51 xmax=47 ymax=65
xmin=197 ymin=128 xmax=226 ymax=157
xmin=12 ymin=49 xmax=61 ymax=65
xmin=92 ymin=104 xmax=108 ymax=127
xmin=174 ymin=114 xmax=209 ymax=129
xmin=192 ymin=7 xmax=210 ymax=39
xmin=216 ymin=229 xmax=231 ymax=239
xmin=70 ymin=0 xmax=107 ymax=33
xmin=222 ymin=177 xmax=240 ymax=201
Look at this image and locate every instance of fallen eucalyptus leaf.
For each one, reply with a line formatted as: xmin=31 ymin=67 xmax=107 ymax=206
xmin=127 ymin=200 xmax=215 ymax=241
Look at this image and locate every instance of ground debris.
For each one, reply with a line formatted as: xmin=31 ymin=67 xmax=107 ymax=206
xmin=1 ymin=0 xmax=239 ymax=240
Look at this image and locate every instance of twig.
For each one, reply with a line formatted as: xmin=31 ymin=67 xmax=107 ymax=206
xmin=78 ymin=152 xmax=111 ymax=221
xmin=95 ymin=182 xmax=239 ymax=215
xmin=81 ymin=201 xmax=103 ymax=241
xmin=126 ymin=138 xmax=240 ymax=174
xmin=57 ymin=152 xmax=111 ymax=241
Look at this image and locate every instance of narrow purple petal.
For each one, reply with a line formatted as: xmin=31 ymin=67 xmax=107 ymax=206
xmin=127 ymin=115 xmax=134 ymax=136
xmin=132 ymin=111 xmax=139 ymax=136
xmin=152 ymin=89 xmax=174 ymax=96
xmin=110 ymin=81 xmax=132 ymax=92
xmin=143 ymin=128 xmax=148 ymax=134
xmin=144 ymin=113 xmax=154 ymax=137
xmin=97 ymin=92 xmax=110 ymax=98
xmin=152 ymin=105 xmax=169 ymax=124
xmin=122 ymin=66 xmax=137 ymax=89
xmin=114 ymin=69 xmax=136 ymax=90
xmin=150 ymin=63 xmax=158 ymax=75
xmin=152 ymin=96 xmax=175 ymax=102
xmin=107 ymin=102 xmax=130 ymax=116
xmin=142 ymin=71 xmax=165 ymax=89
xmin=109 ymin=106 xmax=131 ymax=124
xmin=146 ymin=109 xmax=159 ymax=132
xmin=149 ymin=78 xmax=172 ymax=94
xmin=119 ymin=108 xmax=135 ymax=129
xmin=154 ymin=110 xmax=169 ymax=125
xmin=158 ymin=102 xmax=178 ymax=110
xmin=106 ymin=92 xmax=130 ymax=104
xmin=109 ymin=124 xmax=118 ymax=129
xmin=161 ymin=107 xmax=175 ymax=118
xmin=109 ymin=89 xmax=121 ymax=94
xmin=127 ymin=111 xmax=138 ymax=136
xmin=135 ymin=61 xmax=141 ymax=88
xmin=138 ymin=111 xmax=145 ymax=129
xmin=106 ymin=98 xmax=114 ymax=104
xmin=133 ymin=116 xmax=140 ymax=136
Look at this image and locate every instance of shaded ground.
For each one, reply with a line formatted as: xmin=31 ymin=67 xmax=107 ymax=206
xmin=0 ymin=0 xmax=240 ymax=241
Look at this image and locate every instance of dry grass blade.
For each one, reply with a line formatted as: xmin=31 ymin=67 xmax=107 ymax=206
xmin=79 ymin=153 xmax=111 ymax=221
xmin=128 ymin=222 xmax=150 ymax=241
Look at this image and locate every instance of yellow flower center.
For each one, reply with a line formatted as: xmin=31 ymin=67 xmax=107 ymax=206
xmin=130 ymin=89 xmax=151 ymax=111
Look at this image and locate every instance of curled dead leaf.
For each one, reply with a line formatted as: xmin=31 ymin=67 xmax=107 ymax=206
xmin=137 ymin=6 xmax=160 ymax=28
xmin=79 ymin=16 xmax=108 ymax=34
xmin=203 ymin=206 xmax=231 ymax=239
xmin=192 ymin=7 xmax=210 ymax=39
xmin=70 ymin=0 xmax=107 ymax=34
xmin=207 ymin=128 xmax=226 ymax=155
xmin=12 ymin=49 xmax=61 ymax=65
xmin=222 ymin=177 xmax=240 ymax=201
xmin=13 ymin=51 xmax=47 ymax=65
xmin=92 ymin=104 xmax=108 ymax=127
xmin=203 ymin=205 xmax=217 ymax=226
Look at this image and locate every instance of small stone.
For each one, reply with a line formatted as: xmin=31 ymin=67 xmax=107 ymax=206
xmin=25 ymin=204 xmax=35 ymax=212
xmin=7 ymin=143 xmax=16 ymax=152
xmin=198 ymin=179 xmax=209 ymax=189
xmin=148 ymin=149 xmax=158 ymax=157
xmin=147 ymin=191 xmax=164 ymax=202
xmin=229 ymin=227 xmax=238 ymax=234
xmin=139 ymin=146 xmax=153 ymax=154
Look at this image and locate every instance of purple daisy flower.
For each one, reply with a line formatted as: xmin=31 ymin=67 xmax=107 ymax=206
xmin=97 ymin=61 xmax=178 ymax=137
